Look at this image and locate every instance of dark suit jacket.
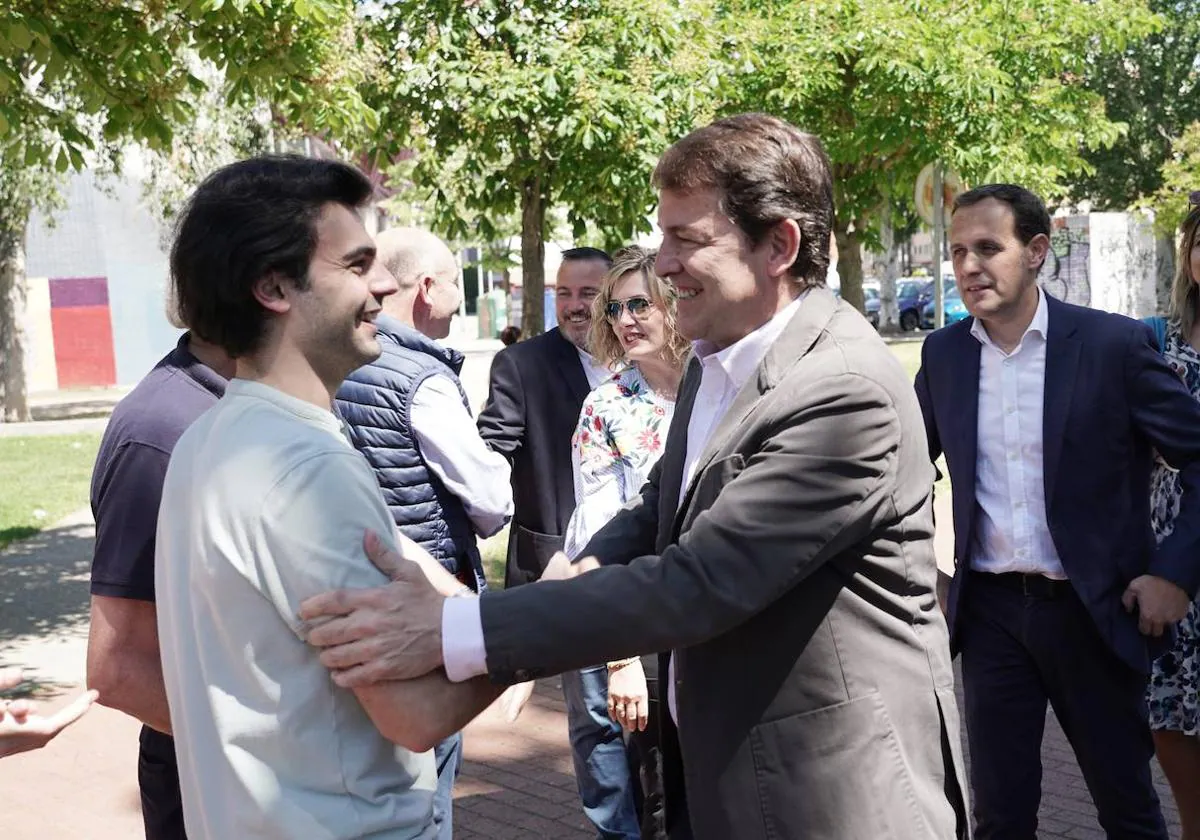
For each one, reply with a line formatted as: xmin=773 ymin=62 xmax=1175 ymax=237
xmin=477 ymin=327 xmax=590 ymax=587
xmin=477 ymin=289 xmax=969 ymax=839
xmin=915 ymin=293 xmax=1200 ymax=673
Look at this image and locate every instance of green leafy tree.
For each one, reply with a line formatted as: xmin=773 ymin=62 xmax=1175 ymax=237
xmin=0 ymin=0 xmax=375 ymax=419
xmin=1142 ymin=121 xmax=1200 ymax=235
xmin=716 ymin=0 xmax=1156 ymax=312
xmin=1072 ymin=0 xmax=1200 ymax=210
xmin=360 ymin=0 xmax=713 ymax=336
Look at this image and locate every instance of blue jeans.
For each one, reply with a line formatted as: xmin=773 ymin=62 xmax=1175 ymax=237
xmin=562 ymin=664 xmax=641 ymax=840
xmin=432 ymin=731 xmax=463 ymax=840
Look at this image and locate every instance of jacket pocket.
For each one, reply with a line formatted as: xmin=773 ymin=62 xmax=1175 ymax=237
xmin=748 ymin=693 xmax=926 ymax=840
xmin=513 ymin=525 xmax=564 ymax=582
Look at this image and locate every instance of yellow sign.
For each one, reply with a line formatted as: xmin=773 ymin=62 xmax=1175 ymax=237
xmin=914 ymin=163 xmax=965 ymax=227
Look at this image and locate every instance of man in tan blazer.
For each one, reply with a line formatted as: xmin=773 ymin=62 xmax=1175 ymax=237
xmin=300 ymin=113 xmax=969 ymax=840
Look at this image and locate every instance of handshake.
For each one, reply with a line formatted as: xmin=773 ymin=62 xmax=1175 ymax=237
xmin=498 ymin=550 xmax=600 ymax=722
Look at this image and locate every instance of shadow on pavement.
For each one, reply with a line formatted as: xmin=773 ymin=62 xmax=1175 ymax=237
xmin=453 ymin=679 xmax=593 ymax=838
xmin=0 ymin=516 xmax=93 ymax=643
xmin=0 ymin=512 xmax=94 ymax=696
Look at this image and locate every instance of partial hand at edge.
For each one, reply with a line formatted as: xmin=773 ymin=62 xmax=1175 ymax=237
xmin=0 ymin=668 xmax=21 ymax=693
xmin=1 ymin=671 xmax=98 ymax=759
xmin=298 ymin=531 xmax=447 ymax=685
xmin=499 ymin=680 xmax=535 ymax=723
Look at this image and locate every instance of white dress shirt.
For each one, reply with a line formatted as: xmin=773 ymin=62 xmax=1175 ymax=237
xmin=442 ymin=297 xmax=804 ymax=686
xmin=578 ymin=346 xmax=612 ymax=389
xmin=410 ymin=373 xmax=513 ymax=538
xmin=969 ymin=287 xmax=1066 ymax=578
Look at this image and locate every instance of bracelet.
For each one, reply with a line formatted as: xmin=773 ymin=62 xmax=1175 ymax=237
xmin=607 ymin=657 xmax=639 ymax=672
xmin=449 ymin=585 xmax=475 ymax=598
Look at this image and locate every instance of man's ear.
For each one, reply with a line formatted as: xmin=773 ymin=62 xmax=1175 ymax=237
xmin=252 ymin=272 xmax=292 ymax=314
xmin=417 ymin=274 xmax=436 ymax=304
xmin=765 ymin=219 xmax=802 ymax=280
xmin=1026 ymin=233 xmax=1050 ymax=273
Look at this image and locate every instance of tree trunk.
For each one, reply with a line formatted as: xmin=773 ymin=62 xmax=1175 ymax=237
xmin=1155 ymin=233 xmax=1175 ymax=315
xmin=878 ymin=202 xmax=900 ymax=334
xmin=0 ymin=212 xmax=30 ymax=422
xmin=520 ymin=176 xmax=546 ymax=338
xmin=834 ymin=221 xmax=864 ymax=313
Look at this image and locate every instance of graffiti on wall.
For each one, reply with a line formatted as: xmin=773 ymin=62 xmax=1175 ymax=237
xmin=1038 ymin=216 xmax=1090 ymax=306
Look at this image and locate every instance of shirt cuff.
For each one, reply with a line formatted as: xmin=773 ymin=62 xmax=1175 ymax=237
xmin=441 ymin=595 xmax=489 ymax=683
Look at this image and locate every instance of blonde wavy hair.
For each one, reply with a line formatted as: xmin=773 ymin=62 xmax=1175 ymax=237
xmin=1170 ymin=204 xmax=1200 ymax=338
xmin=587 ymin=245 xmax=690 ymax=369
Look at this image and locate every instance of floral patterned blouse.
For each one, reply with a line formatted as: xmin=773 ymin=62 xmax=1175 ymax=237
xmin=1147 ymin=320 xmax=1200 ymax=735
xmin=563 ymin=365 xmax=675 ymax=560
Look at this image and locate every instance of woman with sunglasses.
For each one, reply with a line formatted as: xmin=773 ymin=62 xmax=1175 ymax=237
xmin=562 ymin=244 xmax=689 ymax=840
xmin=1145 ymin=195 xmax=1200 ymax=839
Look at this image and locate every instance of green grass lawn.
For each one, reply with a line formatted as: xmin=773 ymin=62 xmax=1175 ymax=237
xmin=480 ymin=528 xmax=508 ymax=589
xmin=0 ymin=433 xmax=101 ymax=549
xmin=886 ymin=337 xmax=923 ymax=380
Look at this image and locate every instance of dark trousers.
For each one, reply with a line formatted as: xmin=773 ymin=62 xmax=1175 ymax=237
xmin=960 ymin=572 xmax=1167 ymax=839
xmin=626 ymin=670 xmax=667 ymax=840
xmin=656 ymin=667 xmax=693 ymax=840
xmin=138 ymin=727 xmax=186 ymax=840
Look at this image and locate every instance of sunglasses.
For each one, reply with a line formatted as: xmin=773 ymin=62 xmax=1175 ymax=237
xmin=604 ymin=296 xmax=654 ymax=322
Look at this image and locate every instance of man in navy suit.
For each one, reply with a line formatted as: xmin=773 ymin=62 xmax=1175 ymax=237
xmin=915 ymin=184 xmax=1200 ymax=839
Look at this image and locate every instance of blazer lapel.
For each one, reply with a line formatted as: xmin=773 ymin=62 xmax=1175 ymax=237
xmin=657 ymin=356 xmax=701 ymax=546
xmin=1042 ymin=296 xmax=1079 ymax=505
xmin=551 ymin=328 xmax=592 ymax=406
xmin=947 ymin=325 xmax=981 ymax=505
xmin=673 ymin=288 xmax=837 ymax=529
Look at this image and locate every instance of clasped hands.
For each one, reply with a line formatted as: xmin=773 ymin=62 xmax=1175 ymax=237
xmin=299 ymin=536 xmax=599 ymax=719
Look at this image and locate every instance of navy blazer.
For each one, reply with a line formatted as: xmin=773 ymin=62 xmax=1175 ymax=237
xmin=477 ymin=328 xmax=590 ymax=587
xmin=915 ymin=293 xmax=1200 ymax=673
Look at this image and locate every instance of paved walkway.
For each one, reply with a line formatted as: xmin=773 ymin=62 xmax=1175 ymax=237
xmin=0 ymin=508 xmax=1183 ymax=838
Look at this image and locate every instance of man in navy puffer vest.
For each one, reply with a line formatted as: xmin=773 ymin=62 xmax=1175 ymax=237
xmin=336 ymin=227 xmax=513 ymax=840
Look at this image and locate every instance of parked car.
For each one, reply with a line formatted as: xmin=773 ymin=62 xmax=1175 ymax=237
xmin=830 ymin=285 xmax=881 ymax=329
xmin=896 ymin=279 xmax=928 ymax=331
xmin=864 ymin=286 xmax=880 ymax=328
xmin=920 ymin=285 xmax=969 ymax=329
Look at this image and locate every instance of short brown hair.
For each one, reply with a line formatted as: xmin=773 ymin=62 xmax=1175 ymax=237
xmin=587 ymin=245 xmax=690 ymax=369
xmin=652 ymin=113 xmax=834 ymax=289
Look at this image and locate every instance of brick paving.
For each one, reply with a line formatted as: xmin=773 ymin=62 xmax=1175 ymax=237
xmin=0 ymin=502 xmax=1187 ymax=838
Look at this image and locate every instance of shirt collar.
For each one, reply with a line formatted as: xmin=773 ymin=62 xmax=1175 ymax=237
xmin=693 ymin=293 xmax=805 ymax=389
xmin=173 ymin=332 xmax=228 ymax=399
xmin=577 ymin=346 xmax=611 ymax=373
xmin=970 ymin=285 xmax=1048 ymax=351
xmin=225 ymin=378 xmax=348 ymax=439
